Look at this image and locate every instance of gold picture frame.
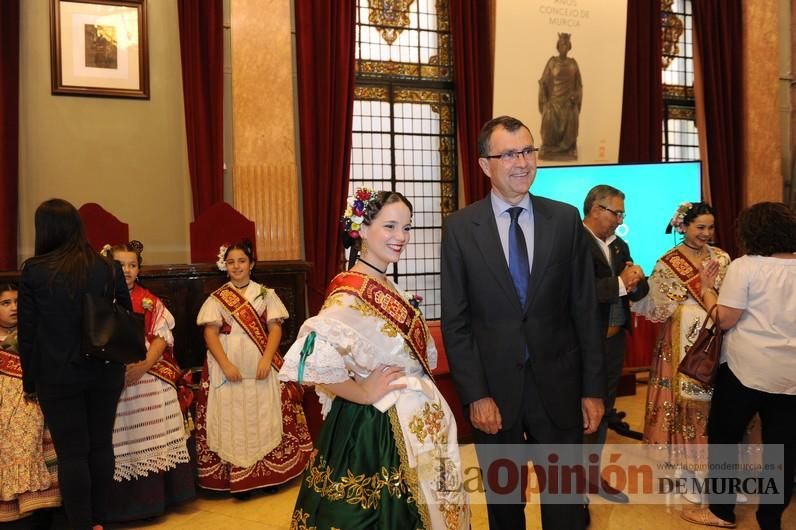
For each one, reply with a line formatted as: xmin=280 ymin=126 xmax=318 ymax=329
xmin=50 ymin=0 xmax=149 ymax=99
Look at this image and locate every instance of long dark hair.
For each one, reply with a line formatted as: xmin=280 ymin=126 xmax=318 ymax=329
xmin=24 ymin=198 xmax=101 ymax=292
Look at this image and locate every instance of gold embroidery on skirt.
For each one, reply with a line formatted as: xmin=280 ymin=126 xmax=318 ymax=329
xmin=303 ymin=453 xmax=410 ymax=510
xmin=388 ymin=408 xmax=432 ymax=529
xmin=289 ymin=508 xmax=317 ymax=530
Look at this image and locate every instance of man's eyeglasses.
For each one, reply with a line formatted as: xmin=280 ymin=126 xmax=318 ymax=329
xmin=598 ymin=204 xmax=626 ymax=220
xmin=483 ymin=146 xmax=539 ymax=163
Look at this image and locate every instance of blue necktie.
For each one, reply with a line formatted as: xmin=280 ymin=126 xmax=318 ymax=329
xmin=508 ymin=207 xmax=530 ymax=307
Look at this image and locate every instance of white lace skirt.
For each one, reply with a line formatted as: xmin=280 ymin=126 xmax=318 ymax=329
xmin=112 ymin=373 xmax=190 ymax=481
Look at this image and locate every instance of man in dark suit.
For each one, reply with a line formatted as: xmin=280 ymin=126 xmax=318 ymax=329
xmin=581 ymin=185 xmax=649 ymax=504
xmin=441 ymin=115 xmax=604 ymax=530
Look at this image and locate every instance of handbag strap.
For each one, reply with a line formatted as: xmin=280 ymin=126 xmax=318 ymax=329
xmin=705 ymin=304 xmax=721 ymax=331
xmin=101 ymin=256 xmax=116 ymax=302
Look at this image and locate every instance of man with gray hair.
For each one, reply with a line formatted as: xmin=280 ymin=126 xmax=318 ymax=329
xmin=582 ymin=184 xmax=649 ymax=505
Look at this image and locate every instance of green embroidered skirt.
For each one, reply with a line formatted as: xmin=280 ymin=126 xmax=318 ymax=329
xmin=290 ymin=398 xmax=427 ymax=530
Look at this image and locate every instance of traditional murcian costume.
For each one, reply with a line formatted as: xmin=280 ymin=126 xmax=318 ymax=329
xmin=280 ymin=271 xmax=469 ymax=530
xmin=0 ymin=331 xmax=61 ymax=522
xmin=632 ymin=246 xmax=731 ymax=468
xmin=105 ymin=284 xmax=195 ymax=522
xmin=195 ymin=281 xmax=312 ymax=492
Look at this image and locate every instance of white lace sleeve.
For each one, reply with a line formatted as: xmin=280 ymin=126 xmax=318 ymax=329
xmin=713 ymin=248 xmax=732 ymax=290
xmin=630 ymin=260 xmax=683 ymax=322
xmin=150 ymin=298 xmax=175 ymax=347
xmin=426 ymin=326 xmax=438 ymax=370
xmin=280 ymin=329 xmax=350 ymax=386
xmin=263 ymin=289 xmax=289 ymax=323
xmin=280 ymin=315 xmax=372 ymax=419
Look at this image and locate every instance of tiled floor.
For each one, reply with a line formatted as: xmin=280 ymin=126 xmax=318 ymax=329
xmin=3 ymin=380 xmax=793 ymax=529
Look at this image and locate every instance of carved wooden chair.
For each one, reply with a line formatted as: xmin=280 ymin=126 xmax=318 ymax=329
xmin=189 ymin=202 xmax=257 ymax=263
xmin=78 ymin=203 xmax=130 ymax=251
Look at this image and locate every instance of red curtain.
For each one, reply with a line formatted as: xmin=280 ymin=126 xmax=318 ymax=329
xmin=0 ymin=0 xmax=19 ymax=270
xmin=177 ymin=0 xmax=224 ymax=220
xmin=691 ymin=1 xmax=743 ymax=258
xmin=295 ymin=0 xmax=356 ymax=314
xmin=450 ymin=0 xmax=494 ymax=204
xmin=618 ymin=0 xmax=662 ymax=163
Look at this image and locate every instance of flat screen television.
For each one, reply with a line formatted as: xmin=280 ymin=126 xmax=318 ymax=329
xmin=532 ymin=161 xmax=702 ymax=274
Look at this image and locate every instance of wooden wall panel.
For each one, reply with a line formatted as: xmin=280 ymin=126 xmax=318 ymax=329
xmin=230 ymin=0 xmax=301 ymax=260
xmin=234 ymin=164 xmax=300 ymax=260
xmin=742 ymin=0 xmax=782 ymax=205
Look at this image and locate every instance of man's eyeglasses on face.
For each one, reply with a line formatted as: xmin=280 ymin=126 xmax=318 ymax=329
xmin=598 ymin=204 xmax=626 ymax=220
xmin=483 ymin=146 xmax=539 ymax=164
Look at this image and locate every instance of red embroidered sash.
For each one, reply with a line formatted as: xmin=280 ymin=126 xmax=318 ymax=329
xmin=149 ymin=356 xmax=182 ymax=389
xmin=660 ymin=248 xmax=707 ymax=310
xmin=211 ymin=284 xmax=284 ymax=371
xmin=326 ymin=272 xmax=433 ymax=379
xmin=0 ymin=348 xmax=22 ymax=379
xmin=130 ymin=285 xmax=183 ymax=388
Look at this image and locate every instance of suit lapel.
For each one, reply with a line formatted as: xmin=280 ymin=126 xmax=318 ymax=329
xmin=523 ymin=195 xmax=553 ymax=313
xmin=587 ymin=231 xmax=611 ymax=269
xmin=471 ymin=198 xmax=524 ymax=311
xmin=609 ymin=239 xmax=626 ymax=273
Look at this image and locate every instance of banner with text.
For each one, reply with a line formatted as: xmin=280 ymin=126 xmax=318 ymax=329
xmin=493 ymin=0 xmax=627 ymax=165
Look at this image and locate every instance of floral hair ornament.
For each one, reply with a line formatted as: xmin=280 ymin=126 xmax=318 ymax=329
xmin=216 ymin=243 xmax=231 ymax=272
xmin=100 ymin=243 xmax=113 ymax=258
xmin=667 ymin=202 xmax=693 ymax=234
xmin=341 ymin=187 xmax=378 ymax=241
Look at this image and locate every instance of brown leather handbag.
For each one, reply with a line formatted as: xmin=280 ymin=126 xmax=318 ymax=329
xmin=678 ymin=305 xmax=722 ymax=386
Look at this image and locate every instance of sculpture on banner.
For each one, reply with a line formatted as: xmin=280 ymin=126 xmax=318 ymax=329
xmin=538 ymin=33 xmax=582 ymax=161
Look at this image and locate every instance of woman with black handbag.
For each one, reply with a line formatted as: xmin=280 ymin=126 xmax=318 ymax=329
xmin=18 ymin=198 xmax=131 ymax=530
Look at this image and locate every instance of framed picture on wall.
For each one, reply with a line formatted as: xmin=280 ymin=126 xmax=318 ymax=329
xmin=50 ymin=0 xmax=149 ymax=99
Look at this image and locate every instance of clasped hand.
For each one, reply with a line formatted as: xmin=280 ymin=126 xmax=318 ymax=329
xmin=125 ymin=360 xmax=151 ymax=385
xmin=620 ymin=262 xmax=644 ymax=292
xmin=700 ymin=259 xmax=720 ymax=289
xmin=219 ymin=358 xmax=271 ymax=383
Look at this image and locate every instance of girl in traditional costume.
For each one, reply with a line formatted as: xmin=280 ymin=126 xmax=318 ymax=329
xmin=632 ymin=203 xmax=732 ymax=501
xmin=0 ymin=284 xmax=61 ymax=523
xmin=195 ymin=240 xmax=312 ymax=494
xmin=103 ymin=242 xmax=195 ymax=522
xmin=280 ymin=189 xmax=470 ymax=530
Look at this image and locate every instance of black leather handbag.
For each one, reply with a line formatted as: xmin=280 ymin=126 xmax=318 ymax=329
xmin=82 ymin=262 xmax=146 ymax=364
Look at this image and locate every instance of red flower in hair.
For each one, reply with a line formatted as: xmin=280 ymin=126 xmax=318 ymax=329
xmin=356 ymin=188 xmax=372 ymax=201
